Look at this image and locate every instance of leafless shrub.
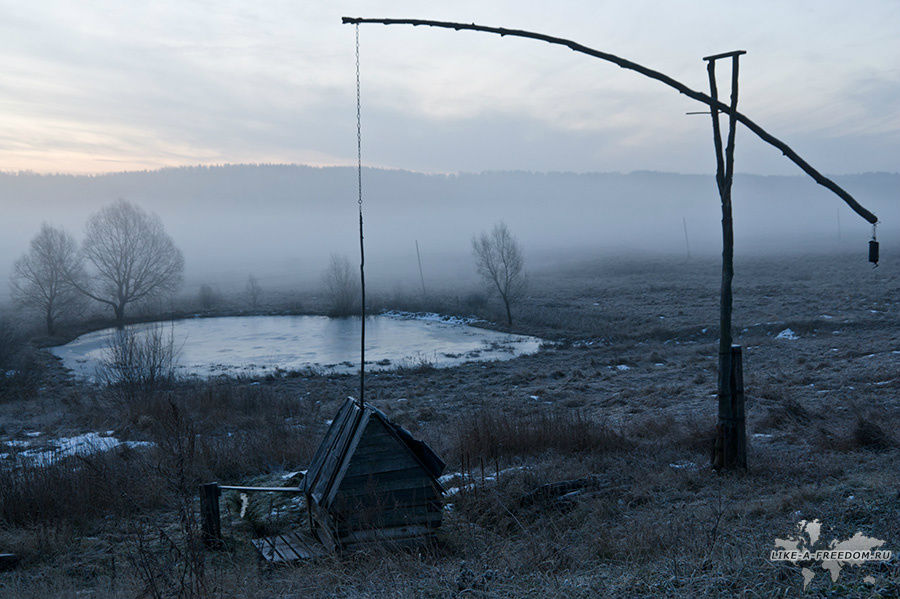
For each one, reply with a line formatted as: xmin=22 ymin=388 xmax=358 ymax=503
xmin=245 ymin=274 xmax=262 ymax=309
xmin=96 ymin=323 xmax=180 ymax=391
xmin=323 ymin=253 xmax=359 ymax=316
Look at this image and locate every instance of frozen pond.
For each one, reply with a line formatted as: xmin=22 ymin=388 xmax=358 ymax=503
xmin=50 ymin=313 xmax=543 ymax=380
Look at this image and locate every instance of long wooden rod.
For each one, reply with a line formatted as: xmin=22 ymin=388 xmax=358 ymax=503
xmin=342 ymin=17 xmax=878 ymax=225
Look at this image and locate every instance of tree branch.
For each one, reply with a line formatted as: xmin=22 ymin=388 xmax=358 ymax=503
xmin=343 ymin=17 xmax=878 ymax=224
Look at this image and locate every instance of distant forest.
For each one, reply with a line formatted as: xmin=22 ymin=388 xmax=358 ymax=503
xmin=1 ymin=165 xmax=896 ymax=296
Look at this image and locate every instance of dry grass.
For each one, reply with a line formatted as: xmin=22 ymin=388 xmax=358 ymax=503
xmin=1 ymin=251 xmax=899 ymax=597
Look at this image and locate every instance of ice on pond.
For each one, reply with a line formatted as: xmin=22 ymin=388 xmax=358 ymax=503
xmin=50 ymin=314 xmax=543 ymax=381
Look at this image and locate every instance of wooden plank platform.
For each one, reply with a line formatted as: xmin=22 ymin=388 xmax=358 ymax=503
xmin=251 ymin=530 xmax=329 ymax=563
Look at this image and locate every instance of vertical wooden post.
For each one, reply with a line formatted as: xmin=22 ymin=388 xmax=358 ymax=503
xmin=0 ymin=553 xmax=20 ymax=571
xmin=415 ymin=239 xmax=427 ymax=297
xmin=730 ymin=345 xmax=747 ymax=468
xmin=705 ymin=50 xmax=747 ymax=469
xmin=200 ymin=482 xmax=222 ymax=547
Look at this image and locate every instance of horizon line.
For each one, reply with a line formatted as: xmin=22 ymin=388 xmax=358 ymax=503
xmin=1 ymin=162 xmax=898 ymax=179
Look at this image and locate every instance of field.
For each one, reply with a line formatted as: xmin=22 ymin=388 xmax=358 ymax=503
xmin=0 ymin=249 xmax=898 ymax=598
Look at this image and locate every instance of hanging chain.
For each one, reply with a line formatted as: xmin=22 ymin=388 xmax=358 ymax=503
xmin=356 ymin=24 xmax=363 ymax=211
xmin=355 ymin=23 xmax=366 ymax=407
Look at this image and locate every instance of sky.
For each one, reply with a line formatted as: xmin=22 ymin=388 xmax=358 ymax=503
xmin=0 ymin=1 xmax=898 ymax=176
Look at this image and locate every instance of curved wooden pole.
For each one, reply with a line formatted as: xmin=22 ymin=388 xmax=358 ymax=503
xmin=342 ymin=17 xmax=878 ymax=225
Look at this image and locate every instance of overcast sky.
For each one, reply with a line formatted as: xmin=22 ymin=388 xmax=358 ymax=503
xmin=1 ymin=1 xmax=897 ymax=176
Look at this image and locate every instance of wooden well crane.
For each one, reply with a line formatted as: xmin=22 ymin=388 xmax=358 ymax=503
xmin=342 ymin=17 xmax=880 ymax=469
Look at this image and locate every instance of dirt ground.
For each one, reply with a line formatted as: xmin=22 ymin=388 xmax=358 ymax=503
xmin=0 ymin=249 xmax=898 ymax=598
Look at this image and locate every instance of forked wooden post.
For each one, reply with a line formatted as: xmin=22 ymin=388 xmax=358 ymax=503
xmin=199 ymin=482 xmax=222 ymax=547
xmin=705 ymin=50 xmax=747 ymax=469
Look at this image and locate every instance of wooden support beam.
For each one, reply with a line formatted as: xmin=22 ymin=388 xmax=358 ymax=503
xmin=199 ymin=482 xmax=222 ymax=547
xmin=709 ymin=54 xmax=747 ymax=470
xmin=703 ymin=50 xmax=746 ymax=61
xmin=218 ymin=485 xmax=302 ymax=493
xmin=342 ymin=17 xmax=878 ymax=225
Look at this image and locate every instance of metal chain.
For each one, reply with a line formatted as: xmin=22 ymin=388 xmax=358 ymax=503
xmin=356 ymin=24 xmax=363 ymax=210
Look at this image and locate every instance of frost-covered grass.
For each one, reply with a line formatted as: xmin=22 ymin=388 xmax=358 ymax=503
xmin=1 ymin=251 xmax=898 ymax=597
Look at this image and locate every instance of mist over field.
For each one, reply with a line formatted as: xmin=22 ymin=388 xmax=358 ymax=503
xmin=2 ymin=165 xmax=896 ymax=302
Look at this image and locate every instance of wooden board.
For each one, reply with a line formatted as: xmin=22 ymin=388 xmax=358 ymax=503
xmin=251 ymin=530 xmax=329 ymax=563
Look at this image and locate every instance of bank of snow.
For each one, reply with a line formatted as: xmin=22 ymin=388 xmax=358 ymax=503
xmin=1 ymin=432 xmax=154 ymax=466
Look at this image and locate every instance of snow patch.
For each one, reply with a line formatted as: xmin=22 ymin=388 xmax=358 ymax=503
xmin=4 ymin=432 xmax=154 ymax=465
xmin=381 ymin=310 xmax=483 ymax=326
xmin=776 ymin=328 xmax=799 ymax=340
xmin=669 ymin=460 xmax=698 ymax=471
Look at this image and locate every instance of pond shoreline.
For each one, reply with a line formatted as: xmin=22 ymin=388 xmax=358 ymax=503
xmin=36 ymin=307 xmax=514 ymax=350
xmin=50 ymin=313 xmax=544 ymax=382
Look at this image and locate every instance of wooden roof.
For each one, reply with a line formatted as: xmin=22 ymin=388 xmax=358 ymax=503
xmin=303 ymin=398 xmax=444 ymax=509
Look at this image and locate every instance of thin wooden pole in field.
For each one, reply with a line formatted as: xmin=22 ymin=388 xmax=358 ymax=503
xmin=415 ymin=239 xmax=427 ymax=297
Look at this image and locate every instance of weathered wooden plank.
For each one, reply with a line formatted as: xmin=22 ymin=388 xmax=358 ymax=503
xmin=312 ymin=409 xmax=364 ymax=504
xmin=345 ymin=452 xmax=419 ymax=477
xmin=335 ymin=499 xmax=442 ymax=520
xmin=309 ymin=501 xmax=338 ymax=553
xmin=199 ymin=483 xmax=222 ymax=547
xmin=336 ymin=506 xmax=442 ymax=532
xmin=322 ymin=411 xmax=370 ymax=508
xmin=353 ymin=423 xmax=395 ymax=446
xmin=344 ymin=443 xmax=418 ymax=463
xmin=342 ymin=466 xmax=423 ymax=486
xmin=340 ymin=473 xmax=437 ymax=497
xmin=251 ymin=530 xmax=329 ymax=562
xmin=305 ymin=399 xmax=355 ymax=491
xmin=219 ymin=485 xmax=302 ymax=493
xmin=334 ymin=486 xmax=439 ymax=511
xmin=340 ymin=524 xmax=436 ymax=546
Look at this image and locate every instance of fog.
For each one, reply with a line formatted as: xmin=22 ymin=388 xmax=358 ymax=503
xmin=1 ymin=164 xmax=896 ymax=303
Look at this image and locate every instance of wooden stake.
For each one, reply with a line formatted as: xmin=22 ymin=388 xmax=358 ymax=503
xmin=199 ymin=482 xmax=222 ymax=547
xmin=415 ymin=239 xmax=427 ymax=297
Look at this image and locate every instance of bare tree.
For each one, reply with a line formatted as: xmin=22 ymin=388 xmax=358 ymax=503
xmin=245 ymin=274 xmax=262 ymax=309
xmin=10 ymin=224 xmax=84 ymax=334
xmin=472 ymin=222 xmax=526 ymax=326
xmin=322 ymin=254 xmax=359 ymax=316
xmin=73 ymin=200 xmax=184 ymax=325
